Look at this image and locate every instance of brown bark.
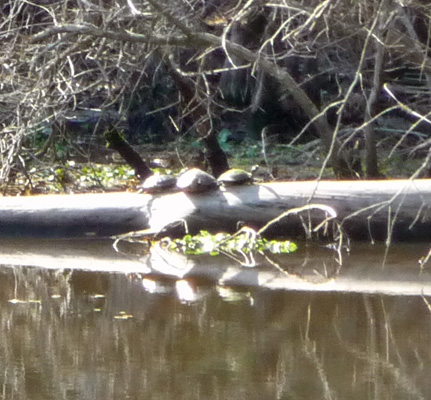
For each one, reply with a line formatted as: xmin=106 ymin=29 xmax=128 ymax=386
xmin=105 ymin=129 xmax=153 ymax=180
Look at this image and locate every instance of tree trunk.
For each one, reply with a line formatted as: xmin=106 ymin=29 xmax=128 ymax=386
xmin=0 ymin=179 xmax=430 ymax=241
xmin=363 ymin=0 xmax=389 ymax=178
xmin=105 ymin=129 xmax=152 ymax=180
xmin=165 ymin=54 xmax=230 ymax=177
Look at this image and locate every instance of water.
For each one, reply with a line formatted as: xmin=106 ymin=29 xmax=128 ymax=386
xmin=0 ymin=241 xmax=431 ymax=399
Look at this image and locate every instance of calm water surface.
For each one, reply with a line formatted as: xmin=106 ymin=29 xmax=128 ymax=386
xmin=0 ymin=246 xmax=431 ymax=400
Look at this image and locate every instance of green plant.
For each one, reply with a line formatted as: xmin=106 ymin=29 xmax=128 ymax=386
xmin=162 ymin=229 xmax=297 ymax=265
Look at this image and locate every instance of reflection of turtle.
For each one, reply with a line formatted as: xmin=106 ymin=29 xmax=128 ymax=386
xmin=217 ymin=168 xmax=252 ymax=186
xmin=176 ymin=168 xmax=218 ymax=193
xmin=137 ymin=174 xmax=177 ymax=194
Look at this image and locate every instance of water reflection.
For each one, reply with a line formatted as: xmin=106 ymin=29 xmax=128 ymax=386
xmin=0 ymin=265 xmax=430 ymax=399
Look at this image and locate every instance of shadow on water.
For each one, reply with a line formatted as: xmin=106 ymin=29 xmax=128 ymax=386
xmin=0 ymin=239 xmax=431 ymax=399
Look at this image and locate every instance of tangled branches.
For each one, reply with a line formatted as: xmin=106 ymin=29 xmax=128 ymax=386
xmin=1 ymin=0 xmax=431 ymax=187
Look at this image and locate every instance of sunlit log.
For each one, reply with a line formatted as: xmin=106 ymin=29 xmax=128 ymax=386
xmin=0 ymin=179 xmax=430 ymax=240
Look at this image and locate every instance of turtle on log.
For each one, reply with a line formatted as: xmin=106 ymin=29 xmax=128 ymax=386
xmin=217 ymin=168 xmax=253 ymax=186
xmin=137 ymin=174 xmax=178 ymax=194
xmin=176 ymin=168 xmax=218 ymax=193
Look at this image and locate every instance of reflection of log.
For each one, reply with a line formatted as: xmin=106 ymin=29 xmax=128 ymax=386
xmin=0 ymin=238 xmax=430 ymax=296
xmin=0 ymin=179 xmax=431 ymax=240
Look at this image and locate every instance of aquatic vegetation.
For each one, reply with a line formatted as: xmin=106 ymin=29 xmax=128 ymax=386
xmin=163 ymin=229 xmax=297 ymax=258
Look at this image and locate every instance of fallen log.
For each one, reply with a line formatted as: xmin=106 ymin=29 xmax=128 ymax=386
xmin=0 ymin=192 xmax=148 ymax=238
xmin=0 ymin=179 xmax=430 ymax=240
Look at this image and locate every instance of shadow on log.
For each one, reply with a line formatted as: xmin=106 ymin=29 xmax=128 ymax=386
xmin=0 ymin=179 xmax=430 ymax=241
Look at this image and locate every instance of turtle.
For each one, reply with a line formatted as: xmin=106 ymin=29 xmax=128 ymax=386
xmin=176 ymin=168 xmax=218 ymax=193
xmin=217 ymin=168 xmax=252 ymax=186
xmin=137 ymin=174 xmax=177 ymax=194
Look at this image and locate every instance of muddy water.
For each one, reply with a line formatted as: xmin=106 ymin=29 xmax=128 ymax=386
xmin=0 ymin=242 xmax=431 ymax=399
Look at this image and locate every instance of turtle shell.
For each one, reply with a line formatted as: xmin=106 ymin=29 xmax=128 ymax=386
xmin=137 ymin=174 xmax=177 ymax=193
xmin=176 ymin=168 xmax=218 ymax=193
xmin=217 ymin=169 xmax=252 ymax=186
